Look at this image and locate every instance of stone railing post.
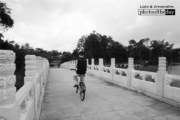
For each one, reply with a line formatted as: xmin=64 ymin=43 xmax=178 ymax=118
xmin=91 ymin=58 xmax=94 ymax=65
xmin=111 ymin=58 xmax=115 ymax=81
xmin=156 ymin=57 xmax=167 ymax=97
xmin=127 ymin=58 xmax=134 ymax=87
xmin=91 ymin=58 xmax=94 ymax=75
xmin=25 ymin=55 xmax=37 ymax=83
xmin=99 ymin=58 xmax=103 ymax=78
xmin=86 ymin=59 xmax=89 ymax=74
xmin=0 ymin=50 xmax=18 ymax=119
xmin=24 ymin=55 xmax=38 ymax=115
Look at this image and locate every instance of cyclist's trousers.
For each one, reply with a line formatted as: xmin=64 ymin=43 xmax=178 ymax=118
xmin=73 ymin=74 xmax=85 ymax=85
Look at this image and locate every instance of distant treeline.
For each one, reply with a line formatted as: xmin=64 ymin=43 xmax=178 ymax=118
xmin=71 ymin=31 xmax=180 ymax=66
xmin=0 ymin=39 xmax=65 ymax=69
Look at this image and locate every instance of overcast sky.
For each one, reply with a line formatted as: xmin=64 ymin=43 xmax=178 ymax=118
xmin=2 ymin=0 xmax=180 ymax=52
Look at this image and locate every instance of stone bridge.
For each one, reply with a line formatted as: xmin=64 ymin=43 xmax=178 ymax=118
xmin=0 ymin=50 xmax=180 ymax=120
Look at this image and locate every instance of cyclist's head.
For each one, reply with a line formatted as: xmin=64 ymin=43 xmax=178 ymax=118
xmin=79 ymin=49 xmax=84 ymax=58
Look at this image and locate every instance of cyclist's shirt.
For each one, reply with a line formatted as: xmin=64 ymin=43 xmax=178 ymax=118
xmin=76 ymin=58 xmax=87 ymax=75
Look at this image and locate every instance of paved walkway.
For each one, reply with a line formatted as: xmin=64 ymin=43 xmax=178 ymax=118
xmin=40 ymin=68 xmax=180 ymax=120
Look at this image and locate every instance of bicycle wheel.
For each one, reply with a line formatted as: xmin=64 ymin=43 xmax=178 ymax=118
xmin=80 ymin=91 xmax=85 ymax=101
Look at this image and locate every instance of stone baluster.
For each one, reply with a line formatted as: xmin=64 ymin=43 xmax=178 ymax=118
xmin=91 ymin=59 xmax=94 ymax=66
xmin=91 ymin=59 xmax=94 ymax=75
xmin=36 ymin=56 xmax=43 ymax=73
xmin=156 ymin=57 xmax=167 ymax=97
xmin=99 ymin=58 xmax=103 ymax=78
xmin=0 ymin=50 xmax=16 ymax=106
xmin=24 ymin=55 xmax=38 ymax=115
xmin=0 ymin=50 xmax=18 ymax=119
xmin=24 ymin=55 xmax=37 ymax=83
xmin=86 ymin=59 xmax=89 ymax=74
xmin=127 ymin=58 xmax=134 ymax=87
xmin=111 ymin=58 xmax=115 ymax=68
xmin=99 ymin=58 xmax=103 ymax=67
xmin=111 ymin=58 xmax=115 ymax=81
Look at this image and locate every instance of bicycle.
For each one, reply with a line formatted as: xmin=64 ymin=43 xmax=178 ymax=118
xmin=76 ymin=75 xmax=86 ymax=101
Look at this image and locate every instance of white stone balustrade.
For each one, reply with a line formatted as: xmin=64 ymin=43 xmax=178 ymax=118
xmin=131 ymin=70 xmax=157 ymax=94
xmin=164 ymin=74 xmax=180 ymax=103
xmin=0 ymin=50 xmax=16 ymax=106
xmin=113 ymin=68 xmax=127 ymax=86
xmin=0 ymin=50 xmax=49 ymax=120
xmin=61 ymin=56 xmax=180 ymax=107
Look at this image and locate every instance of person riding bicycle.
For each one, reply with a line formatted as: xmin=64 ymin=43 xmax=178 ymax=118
xmin=73 ymin=50 xmax=87 ymax=88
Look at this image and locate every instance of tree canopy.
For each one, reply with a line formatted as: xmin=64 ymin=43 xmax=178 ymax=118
xmin=72 ymin=31 xmax=180 ymax=66
xmin=0 ymin=1 xmax=14 ymax=49
xmin=0 ymin=1 xmax=14 ymax=31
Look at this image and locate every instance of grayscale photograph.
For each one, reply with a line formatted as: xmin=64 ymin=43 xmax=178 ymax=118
xmin=0 ymin=0 xmax=180 ymax=120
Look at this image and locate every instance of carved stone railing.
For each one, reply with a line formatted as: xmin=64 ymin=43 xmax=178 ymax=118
xmin=113 ymin=68 xmax=127 ymax=86
xmin=164 ymin=74 xmax=180 ymax=103
xmin=0 ymin=50 xmax=49 ymax=120
xmin=131 ymin=70 xmax=157 ymax=94
xmin=0 ymin=50 xmax=16 ymax=106
xmin=61 ymin=57 xmax=180 ymax=107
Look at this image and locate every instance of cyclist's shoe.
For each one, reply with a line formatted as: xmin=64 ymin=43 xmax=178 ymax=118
xmin=74 ymin=84 xmax=77 ymax=87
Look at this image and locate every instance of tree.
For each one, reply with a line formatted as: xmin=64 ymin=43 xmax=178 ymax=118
xmin=0 ymin=1 xmax=14 ymax=49
xmin=77 ymin=35 xmax=87 ymax=51
xmin=60 ymin=52 xmax=73 ymax=63
xmin=72 ymin=48 xmax=78 ymax=59
xmin=150 ymin=40 xmax=174 ymax=65
xmin=73 ymin=31 xmax=128 ymax=65
xmin=0 ymin=1 xmax=14 ymax=31
xmin=127 ymin=38 xmax=150 ymax=65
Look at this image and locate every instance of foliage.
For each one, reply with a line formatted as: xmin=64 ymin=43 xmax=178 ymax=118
xmin=73 ymin=31 xmax=180 ymax=67
xmin=0 ymin=39 xmax=63 ymax=69
xmin=0 ymin=1 xmax=14 ymax=32
xmin=72 ymin=31 xmax=128 ymax=64
xmin=60 ymin=52 xmax=73 ymax=63
xmin=150 ymin=40 xmax=174 ymax=65
xmin=127 ymin=38 xmax=150 ymax=64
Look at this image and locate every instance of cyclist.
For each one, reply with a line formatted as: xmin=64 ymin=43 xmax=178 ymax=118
xmin=73 ymin=50 xmax=87 ymax=88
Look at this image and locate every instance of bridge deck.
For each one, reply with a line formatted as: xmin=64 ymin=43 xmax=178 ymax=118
xmin=40 ymin=68 xmax=180 ymax=120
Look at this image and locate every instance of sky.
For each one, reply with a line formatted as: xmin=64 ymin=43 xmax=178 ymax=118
xmin=1 ymin=0 xmax=180 ymax=52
